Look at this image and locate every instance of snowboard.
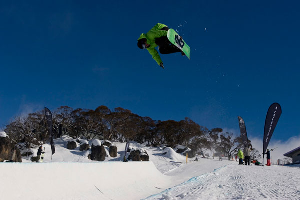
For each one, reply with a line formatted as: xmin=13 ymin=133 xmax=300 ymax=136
xmin=38 ymin=153 xmax=44 ymax=162
xmin=167 ymin=29 xmax=190 ymax=59
xmin=39 ymin=148 xmax=45 ymax=163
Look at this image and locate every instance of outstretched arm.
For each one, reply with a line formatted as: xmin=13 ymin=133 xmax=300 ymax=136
xmin=147 ymin=48 xmax=163 ymax=66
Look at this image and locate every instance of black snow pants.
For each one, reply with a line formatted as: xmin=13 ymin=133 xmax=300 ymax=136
xmin=239 ymin=158 xmax=243 ymax=165
xmin=155 ymin=26 xmax=182 ymax=54
xmin=244 ymin=156 xmax=250 ymax=165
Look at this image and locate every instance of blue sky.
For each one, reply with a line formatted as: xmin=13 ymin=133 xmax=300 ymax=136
xmin=1 ymin=1 xmax=299 ymax=145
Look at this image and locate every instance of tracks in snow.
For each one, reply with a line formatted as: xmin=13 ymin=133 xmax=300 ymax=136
xmin=145 ymin=164 xmax=300 ymax=200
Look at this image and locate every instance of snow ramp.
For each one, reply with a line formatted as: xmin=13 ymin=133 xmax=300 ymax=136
xmin=0 ymin=162 xmax=171 ymax=200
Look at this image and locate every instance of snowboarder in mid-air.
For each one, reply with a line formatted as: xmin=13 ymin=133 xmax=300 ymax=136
xmin=137 ymin=23 xmax=185 ymax=69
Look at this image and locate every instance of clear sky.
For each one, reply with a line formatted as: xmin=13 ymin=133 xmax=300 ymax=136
xmin=1 ymin=1 xmax=299 ymax=144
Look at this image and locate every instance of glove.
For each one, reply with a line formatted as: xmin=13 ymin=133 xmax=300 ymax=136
xmin=160 ymin=62 xmax=164 ymax=69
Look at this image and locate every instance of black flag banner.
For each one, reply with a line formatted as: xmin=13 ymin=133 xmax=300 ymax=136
xmin=263 ymin=103 xmax=282 ymax=155
xmin=123 ymin=142 xmax=130 ymax=162
xmin=45 ymin=107 xmax=55 ymax=155
xmin=238 ymin=116 xmax=248 ymax=148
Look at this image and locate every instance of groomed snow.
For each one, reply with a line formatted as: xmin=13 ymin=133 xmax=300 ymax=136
xmin=145 ymin=164 xmax=300 ymax=200
xmin=0 ymin=162 xmax=170 ymax=200
xmin=0 ymin=137 xmax=299 ymax=200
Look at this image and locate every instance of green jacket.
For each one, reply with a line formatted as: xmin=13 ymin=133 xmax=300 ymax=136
xmin=138 ymin=23 xmax=168 ymax=65
xmin=238 ymin=150 xmax=244 ymax=159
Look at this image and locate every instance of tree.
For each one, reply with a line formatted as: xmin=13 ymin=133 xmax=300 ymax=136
xmin=135 ymin=116 xmax=156 ymax=145
xmin=250 ymin=148 xmax=261 ymax=160
xmin=27 ymin=111 xmax=48 ymax=143
xmin=105 ymin=107 xmax=132 ymax=141
xmin=156 ymin=120 xmax=180 ymax=147
xmin=53 ymin=106 xmax=74 ymax=137
xmin=80 ymin=109 xmax=103 ymax=140
xmin=208 ymin=128 xmax=223 ymax=156
xmin=69 ymin=108 xmax=85 ymax=138
xmin=178 ymin=117 xmax=203 ymax=146
xmin=5 ymin=111 xmax=45 ymax=150
xmin=115 ymin=113 xmax=144 ymax=142
xmin=216 ymin=132 xmax=236 ymax=160
xmin=176 ymin=123 xmax=209 ymax=157
xmin=93 ymin=106 xmax=111 ymax=139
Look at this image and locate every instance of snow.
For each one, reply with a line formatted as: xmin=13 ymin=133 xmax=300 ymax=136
xmin=1 ymin=137 xmax=300 ymax=200
xmin=90 ymin=139 xmax=102 ymax=147
xmin=0 ymin=131 xmax=7 ymax=137
xmin=146 ymin=164 xmax=300 ymax=200
xmin=78 ymin=138 xmax=88 ymax=144
xmin=162 ymin=147 xmax=186 ymax=162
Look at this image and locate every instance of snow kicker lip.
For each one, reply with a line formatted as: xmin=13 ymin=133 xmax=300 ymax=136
xmin=143 ymin=165 xmax=228 ymax=200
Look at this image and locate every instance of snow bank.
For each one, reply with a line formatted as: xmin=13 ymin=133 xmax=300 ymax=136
xmin=163 ymin=147 xmax=186 ymax=161
xmin=78 ymin=138 xmax=88 ymax=144
xmin=90 ymin=139 xmax=102 ymax=147
xmin=0 ymin=131 xmax=7 ymax=137
xmin=0 ymin=162 xmax=171 ymax=200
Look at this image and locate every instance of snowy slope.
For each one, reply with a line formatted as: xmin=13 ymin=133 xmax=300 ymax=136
xmin=1 ymin=136 xmax=299 ymax=200
xmin=145 ymin=164 xmax=300 ymax=200
xmin=0 ymin=162 xmax=170 ymax=200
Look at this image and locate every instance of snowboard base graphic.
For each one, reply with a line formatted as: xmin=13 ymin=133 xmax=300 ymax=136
xmin=167 ymin=29 xmax=190 ymax=59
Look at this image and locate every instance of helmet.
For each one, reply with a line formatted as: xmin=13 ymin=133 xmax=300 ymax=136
xmin=137 ymin=38 xmax=147 ymax=49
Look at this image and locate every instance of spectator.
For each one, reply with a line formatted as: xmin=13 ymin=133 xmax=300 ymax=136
xmin=37 ymin=146 xmax=45 ymax=162
xmin=238 ymin=149 xmax=244 ymax=165
xmin=244 ymin=145 xmax=252 ymax=165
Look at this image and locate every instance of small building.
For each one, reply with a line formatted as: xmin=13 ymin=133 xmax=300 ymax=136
xmin=283 ymin=146 xmax=300 ymax=164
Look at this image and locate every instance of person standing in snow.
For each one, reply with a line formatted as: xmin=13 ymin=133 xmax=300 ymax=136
xmin=265 ymin=149 xmax=273 ymax=166
xmin=37 ymin=146 xmax=45 ymax=162
xmin=244 ymin=144 xmax=252 ymax=165
xmin=238 ymin=149 xmax=244 ymax=165
xmin=137 ymin=23 xmax=185 ymax=69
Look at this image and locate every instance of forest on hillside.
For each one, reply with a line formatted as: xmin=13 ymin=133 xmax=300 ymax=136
xmin=4 ymin=105 xmax=259 ymax=159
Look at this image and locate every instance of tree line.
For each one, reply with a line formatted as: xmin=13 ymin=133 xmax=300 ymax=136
xmin=4 ymin=105 xmax=259 ymax=159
